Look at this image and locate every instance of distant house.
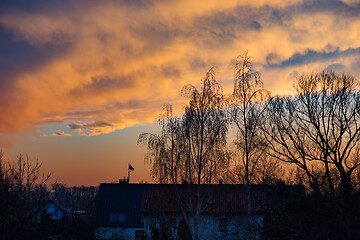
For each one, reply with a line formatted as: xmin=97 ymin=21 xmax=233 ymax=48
xmin=38 ymin=200 xmax=71 ymax=222
xmin=95 ymin=181 xmax=304 ymax=240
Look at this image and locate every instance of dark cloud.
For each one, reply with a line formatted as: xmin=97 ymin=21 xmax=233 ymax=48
xmin=161 ymin=64 xmax=181 ymax=79
xmin=350 ymin=57 xmax=360 ymax=70
xmin=121 ymin=0 xmax=152 ymax=7
xmin=267 ymin=47 xmax=360 ymax=68
xmin=67 ymin=121 xmax=116 ymax=136
xmin=0 ymin=0 xmax=59 ymax=14
xmin=189 ymin=58 xmax=208 ymax=71
xmin=68 ymin=121 xmax=113 ymax=130
xmin=66 ymin=109 xmax=101 ymax=117
xmin=0 ymin=0 xmax=151 ymax=14
xmin=106 ymin=99 xmax=161 ymax=111
xmin=69 ymin=75 xmax=135 ymax=97
xmin=191 ymin=9 xmax=244 ymax=46
xmin=250 ymin=21 xmax=261 ymax=30
xmin=132 ymin=23 xmax=182 ymax=50
xmin=268 ymin=9 xmax=284 ymax=25
xmin=266 ymin=53 xmax=281 ymax=65
xmin=0 ymin=27 xmax=70 ymax=89
xmin=87 ymin=76 xmax=134 ymax=89
xmin=64 ymin=99 xmax=150 ymax=121
xmin=324 ymin=63 xmax=345 ymax=72
xmin=34 ymin=118 xmax=64 ymax=124
xmin=188 ymin=4 xmax=294 ymax=48
xmin=300 ymin=0 xmax=360 ymax=17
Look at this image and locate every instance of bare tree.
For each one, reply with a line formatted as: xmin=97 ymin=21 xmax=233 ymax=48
xmin=0 ymin=152 xmax=51 ymax=239
xmin=139 ymin=68 xmax=229 ymax=240
xmin=181 ymin=67 xmax=229 ymax=186
xmin=229 ymin=51 xmax=271 ymax=186
xmin=138 ymin=104 xmax=187 ymax=184
xmin=262 ymin=71 xmax=360 ymax=203
xmin=228 ymin=52 xmax=276 ymax=240
xmin=181 ymin=68 xmax=229 ymax=240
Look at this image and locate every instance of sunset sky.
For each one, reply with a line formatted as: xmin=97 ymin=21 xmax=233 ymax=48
xmin=1 ymin=0 xmax=360 ymax=186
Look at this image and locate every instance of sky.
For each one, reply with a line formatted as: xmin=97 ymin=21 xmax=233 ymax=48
xmin=1 ymin=0 xmax=360 ymax=186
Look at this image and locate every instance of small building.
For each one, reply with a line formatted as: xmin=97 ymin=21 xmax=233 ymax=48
xmin=38 ymin=200 xmax=71 ymax=222
xmin=95 ymin=183 xmax=147 ymax=240
xmin=95 ymin=182 xmax=304 ymax=240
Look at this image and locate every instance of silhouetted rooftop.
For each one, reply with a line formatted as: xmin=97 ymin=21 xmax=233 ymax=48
xmin=95 ymin=183 xmax=305 ymax=228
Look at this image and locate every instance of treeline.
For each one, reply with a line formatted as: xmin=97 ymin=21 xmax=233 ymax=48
xmin=140 ymin=52 xmax=360 ymax=239
xmin=0 ymin=152 xmax=97 ymax=240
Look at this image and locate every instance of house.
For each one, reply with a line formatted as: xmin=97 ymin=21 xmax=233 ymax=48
xmin=38 ymin=199 xmax=71 ymax=222
xmin=95 ymin=181 xmax=304 ymax=240
xmin=140 ymin=184 xmax=271 ymax=239
xmin=95 ymin=182 xmax=148 ymax=240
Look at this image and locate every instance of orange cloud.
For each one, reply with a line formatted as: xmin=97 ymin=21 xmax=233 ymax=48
xmin=0 ymin=0 xmax=359 ymax=146
xmin=51 ymin=131 xmax=72 ymax=137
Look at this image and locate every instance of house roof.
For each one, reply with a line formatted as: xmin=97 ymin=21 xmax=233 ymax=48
xmin=95 ymin=182 xmax=304 ymax=228
xmin=96 ymin=183 xmax=148 ymax=228
xmin=140 ymin=184 xmax=270 ymax=215
xmin=40 ymin=200 xmax=71 ymax=218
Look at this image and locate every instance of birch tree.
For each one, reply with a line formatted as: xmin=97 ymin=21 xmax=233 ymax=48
xmin=139 ymin=104 xmax=187 ymax=184
xmin=230 ymin=51 xmax=271 ymax=185
xmin=139 ymin=68 xmax=229 ymax=240
xmin=182 ymin=67 xmax=228 ymax=186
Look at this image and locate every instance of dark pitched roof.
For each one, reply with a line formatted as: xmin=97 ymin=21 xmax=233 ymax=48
xmin=140 ymin=185 xmax=269 ymax=215
xmin=37 ymin=199 xmax=71 ymax=219
xmin=96 ymin=183 xmax=148 ymax=228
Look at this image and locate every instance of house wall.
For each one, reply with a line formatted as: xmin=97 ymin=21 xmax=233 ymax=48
xmin=220 ymin=214 xmax=263 ymax=239
xmin=143 ymin=214 xmax=179 ymax=238
xmin=96 ymin=227 xmax=144 ymax=240
xmin=39 ymin=202 xmax=70 ymax=221
xmin=46 ymin=204 xmax=64 ymax=220
xmin=143 ymin=214 xmax=263 ymax=240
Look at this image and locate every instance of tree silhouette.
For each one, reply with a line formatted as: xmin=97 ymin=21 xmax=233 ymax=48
xmin=261 ymin=72 xmax=360 ymax=239
xmin=139 ymin=68 xmax=229 ymax=240
xmin=0 ymin=152 xmax=50 ymax=240
xmin=230 ymin=51 xmax=271 ymax=185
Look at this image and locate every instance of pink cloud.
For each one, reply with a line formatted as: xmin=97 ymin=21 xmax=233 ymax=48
xmin=51 ymin=131 xmax=72 ymax=137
